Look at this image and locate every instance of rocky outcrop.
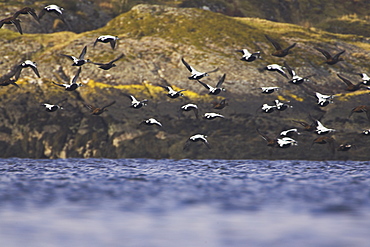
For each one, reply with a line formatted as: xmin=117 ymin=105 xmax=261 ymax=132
xmin=0 ymin=4 xmax=370 ymax=160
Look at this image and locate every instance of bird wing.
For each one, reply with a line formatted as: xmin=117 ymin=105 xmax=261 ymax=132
xmin=283 ymin=43 xmax=296 ymax=52
xmin=51 ymin=81 xmax=67 ymax=87
xmin=196 ymin=80 xmax=211 ymax=90
xmin=38 ymin=8 xmax=47 ymax=20
xmin=60 ymin=54 xmax=75 ymax=61
xmin=71 ymin=67 xmax=82 ymax=84
xmin=93 ymin=38 xmax=99 ymax=47
xmin=337 ymin=74 xmax=354 ymax=86
xmin=83 ymin=104 xmax=95 ymax=112
xmin=31 ymin=66 xmax=40 ymax=78
xmin=315 ymin=47 xmax=332 ymax=59
xmin=101 ymin=101 xmax=116 ymax=110
xmin=181 ymin=58 xmax=194 ymax=73
xmin=333 ymin=50 xmax=345 ymax=60
xmin=206 ymin=67 xmax=219 ymax=74
xmin=109 ymin=39 xmax=117 ymax=49
xmin=28 ymin=8 xmax=40 ymax=22
xmin=92 ymin=61 xmax=107 ymax=66
xmin=256 ymin=128 xmax=273 ymax=143
xmin=79 ymin=46 xmax=87 ymax=59
xmin=110 ymin=53 xmax=125 ymax=63
xmin=265 ymin=35 xmax=282 ymax=51
xmin=11 ymin=19 xmax=23 ymax=35
xmin=283 ymin=61 xmax=295 ymax=78
xmin=216 ymin=74 xmax=226 ymax=88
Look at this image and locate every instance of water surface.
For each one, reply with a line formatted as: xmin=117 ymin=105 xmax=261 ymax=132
xmin=0 ymin=158 xmax=369 ymax=247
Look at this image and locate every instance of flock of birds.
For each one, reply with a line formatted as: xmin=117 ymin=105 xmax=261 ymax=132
xmin=1 ymin=4 xmax=370 ymax=156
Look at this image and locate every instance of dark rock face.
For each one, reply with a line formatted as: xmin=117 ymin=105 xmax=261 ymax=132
xmin=0 ymin=4 xmax=370 ymax=160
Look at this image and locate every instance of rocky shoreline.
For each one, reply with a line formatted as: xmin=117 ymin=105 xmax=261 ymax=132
xmin=1 ymin=4 xmax=370 ymax=160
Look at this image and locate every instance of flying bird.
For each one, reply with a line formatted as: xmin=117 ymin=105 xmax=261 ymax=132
xmin=0 ymin=16 xmax=22 ymax=35
xmin=38 ymin=4 xmax=69 ymax=28
xmin=41 ymin=98 xmax=67 ymax=112
xmin=51 ymin=67 xmax=82 ymax=91
xmin=196 ymin=74 xmax=226 ymax=95
xmin=93 ymin=35 xmax=119 ymax=49
xmin=13 ymin=7 xmax=39 ymax=23
xmin=315 ymin=120 xmax=335 ymax=135
xmin=236 ymin=49 xmax=261 ymax=62
xmin=140 ymin=118 xmax=162 ymax=127
xmin=256 ymin=129 xmax=276 ymax=147
xmin=181 ymin=57 xmax=218 ymax=80
xmin=315 ymin=92 xmax=335 ymax=107
xmin=180 ymin=103 xmax=199 ymax=119
xmin=123 ymin=94 xmax=148 ymax=109
xmin=158 ymin=85 xmax=186 ymax=99
xmin=60 ymin=46 xmax=90 ymax=66
xmin=184 ymin=134 xmax=210 ymax=150
xmin=284 ymin=61 xmax=314 ymax=85
xmin=315 ymin=47 xmax=345 ymax=65
xmin=276 ymin=137 xmax=298 ymax=148
xmin=203 ymin=112 xmax=225 ymax=120
xmin=263 ymin=64 xmax=288 ymax=78
xmin=348 ymin=105 xmax=370 ymax=122
xmin=337 ymin=74 xmax=364 ymax=91
xmin=274 ymin=99 xmax=292 ymax=111
xmin=311 ymin=136 xmax=336 ymax=154
xmin=84 ymin=101 xmax=116 ymax=115
xmin=261 ymin=86 xmax=279 ymax=94
xmin=280 ymin=128 xmax=300 ymax=137
xmin=261 ymin=103 xmax=277 ymax=113
xmin=265 ymin=34 xmax=296 ymax=57
xmin=92 ymin=54 xmax=124 ymax=70
xmin=358 ymin=73 xmax=370 ymax=85
xmin=212 ymin=99 xmax=228 ymax=109
xmin=15 ymin=60 xmax=40 ymax=78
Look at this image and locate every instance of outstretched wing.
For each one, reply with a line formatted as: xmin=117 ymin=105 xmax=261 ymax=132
xmin=51 ymin=81 xmax=67 ymax=87
xmin=196 ymin=80 xmax=211 ymax=90
xmin=31 ymin=66 xmax=40 ymax=78
xmin=38 ymin=8 xmax=47 ymax=20
xmin=11 ymin=19 xmax=23 ymax=35
xmin=265 ymin=35 xmax=282 ymax=51
xmin=315 ymin=47 xmax=332 ymax=59
xmin=216 ymin=74 xmax=226 ymax=88
xmin=101 ymin=101 xmax=116 ymax=110
xmin=283 ymin=62 xmax=295 ymax=78
xmin=71 ymin=67 xmax=82 ymax=84
xmin=110 ymin=53 xmax=125 ymax=63
xmin=181 ymin=58 xmax=194 ymax=73
xmin=337 ymin=74 xmax=353 ymax=86
xmin=79 ymin=46 xmax=87 ymax=59
xmin=333 ymin=50 xmax=345 ymax=60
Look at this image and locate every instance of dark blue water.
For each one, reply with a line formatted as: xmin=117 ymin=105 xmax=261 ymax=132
xmin=0 ymin=158 xmax=369 ymax=247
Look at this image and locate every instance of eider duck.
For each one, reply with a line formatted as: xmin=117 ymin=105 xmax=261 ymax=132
xmin=181 ymin=57 xmax=218 ymax=80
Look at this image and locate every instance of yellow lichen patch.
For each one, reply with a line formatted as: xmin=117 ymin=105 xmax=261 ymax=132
xmin=81 ymin=79 xmax=212 ymax=101
xmin=278 ymin=93 xmax=304 ymax=102
xmin=334 ymin=90 xmax=370 ymax=101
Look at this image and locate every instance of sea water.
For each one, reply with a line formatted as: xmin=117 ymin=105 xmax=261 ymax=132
xmin=0 ymin=158 xmax=369 ymax=247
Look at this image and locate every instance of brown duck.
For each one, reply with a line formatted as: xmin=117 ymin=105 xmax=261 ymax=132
xmin=257 ymin=129 xmax=276 ymax=147
xmin=265 ymin=35 xmax=296 ymax=57
xmin=212 ymin=99 xmax=228 ymax=109
xmin=0 ymin=16 xmax=22 ymax=34
xmin=311 ymin=136 xmax=336 ymax=154
xmin=337 ymin=74 xmax=364 ymax=91
xmin=13 ymin=7 xmax=39 ymax=23
xmin=84 ymin=101 xmax=116 ymax=115
xmin=315 ymin=47 xmax=345 ymax=65
xmin=348 ymin=105 xmax=370 ymax=122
